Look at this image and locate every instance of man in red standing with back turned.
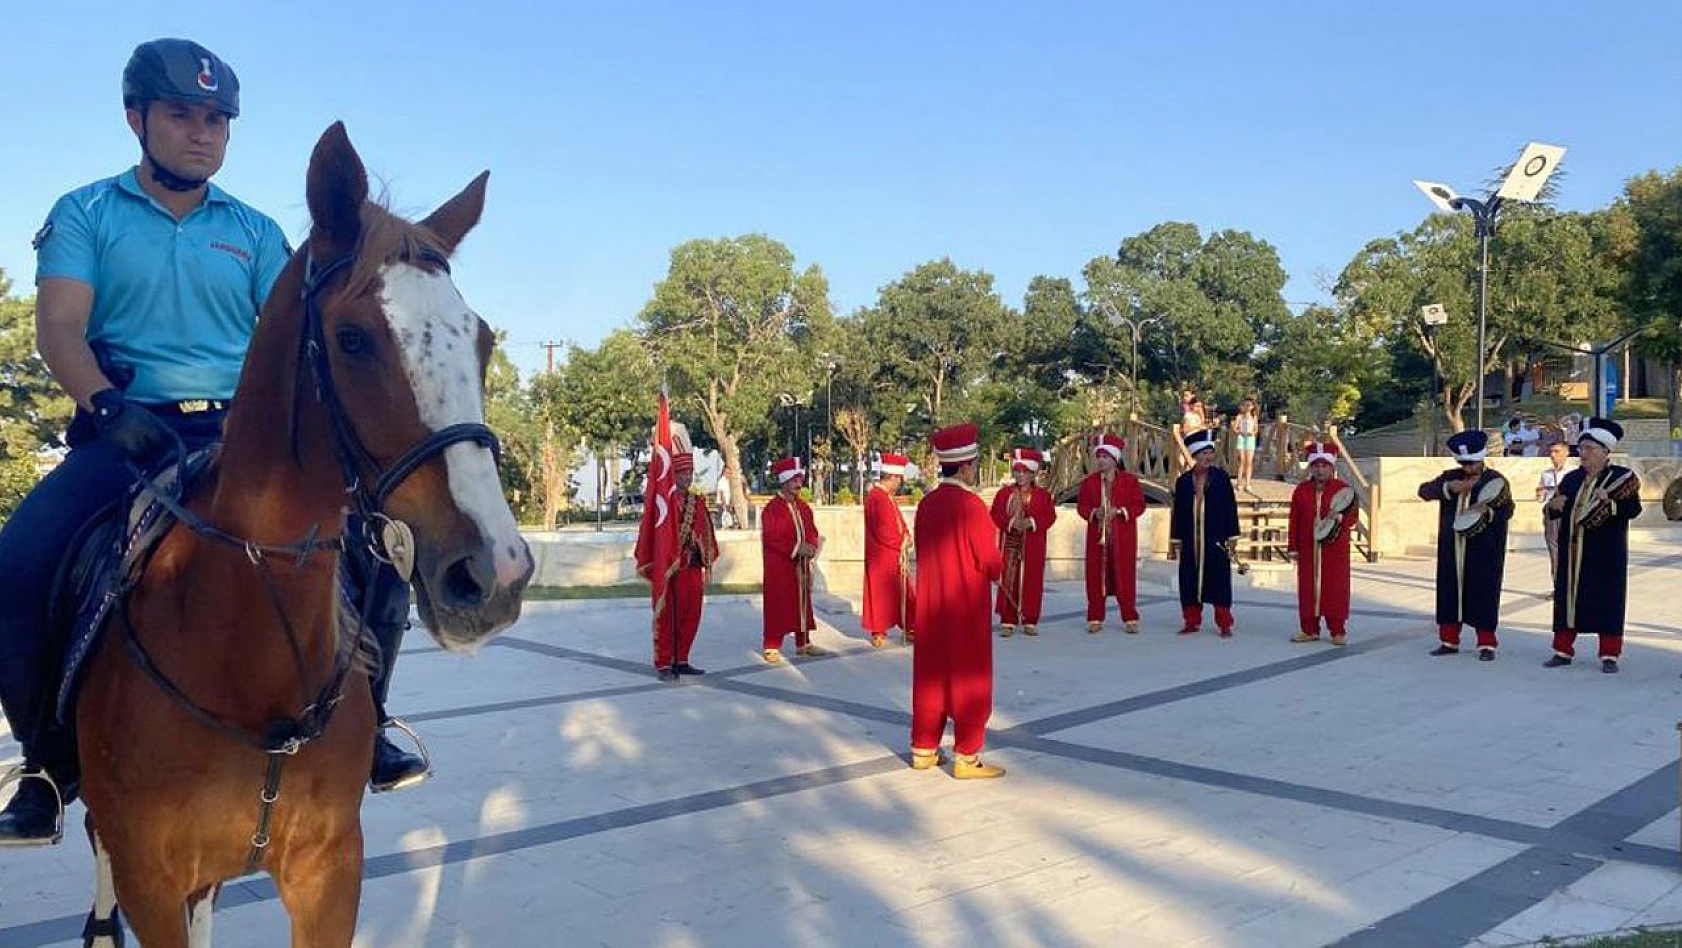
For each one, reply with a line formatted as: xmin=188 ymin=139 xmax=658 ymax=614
xmin=910 ymin=423 xmax=1006 ymax=779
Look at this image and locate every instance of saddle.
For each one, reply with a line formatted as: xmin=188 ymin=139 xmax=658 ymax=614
xmin=51 ymin=448 xmax=220 ymax=725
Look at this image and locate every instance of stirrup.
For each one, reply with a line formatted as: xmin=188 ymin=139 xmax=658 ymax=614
xmin=0 ymin=767 xmax=65 ymax=847
xmin=371 ymin=718 xmax=433 ymax=794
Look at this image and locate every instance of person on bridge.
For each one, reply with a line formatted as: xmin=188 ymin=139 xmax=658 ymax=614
xmin=761 ymin=456 xmax=824 ymax=663
xmin=1418 ymin=430 xmax=1514 ymax=662
xmin=910 ymin=423 xmax=1005 ymax=778
xmin=1171 ymin=430 xmax=1240 ymax=636
xmin=993 ymin=447 xmax=1056 ymax=637
xmin=862 ymin=452 xmax=915 ymax=648
xmin=1544 ymin=418 xmax=1641 ymax=673
xmin=1285 ymin=443 xmax=1359 ymax=645
xmin=1078 ymin=435 xmax=1146 ymax=634
xmin=636 ymin=449 xmax=717 ymax=680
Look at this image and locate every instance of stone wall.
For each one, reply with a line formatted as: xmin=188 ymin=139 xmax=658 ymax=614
xmin=526 ymin=489 xmax=1165 ymax=591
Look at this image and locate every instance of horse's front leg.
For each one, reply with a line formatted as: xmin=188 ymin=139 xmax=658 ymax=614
xmin=274 ymin=826 xmax=364 ymax=948
xmin=82 ymin=819 xmax=125 ymax=948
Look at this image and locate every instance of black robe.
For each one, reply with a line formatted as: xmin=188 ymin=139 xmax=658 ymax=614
xmin=1552 ymin=465 xmax=1641 ymax=635
xmin=1172 ymin=466 xmax=1241 ymax=607
xmin=1418 ymin=466 xmax=1514 ymax=629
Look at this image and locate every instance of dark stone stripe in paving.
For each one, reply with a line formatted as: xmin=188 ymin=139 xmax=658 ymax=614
xmin=1327 ymin=846 xmax=1604 ymax=948
xmin=0 ymin=756 xmax=909 ymax=948
xmin=1005 ymin=631 xmax=1415 ymax=737
xmin=403 ymin=682 xmax=665 ymax=724
xmin=1327 ymin=765 xmax=1682 ymax=947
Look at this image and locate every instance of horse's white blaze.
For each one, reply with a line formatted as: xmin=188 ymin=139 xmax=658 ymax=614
xmin=379 ymin=264 xmax=529 ymax=584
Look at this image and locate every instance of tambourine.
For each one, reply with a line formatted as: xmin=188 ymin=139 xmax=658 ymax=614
xmin=1313 ymin=486 xmax=1358 ymax=544
xmin=1574 ymin=469 xmax=1639 ymax=532
xmin=1451 ymin=477 xmax=1509 ymax=538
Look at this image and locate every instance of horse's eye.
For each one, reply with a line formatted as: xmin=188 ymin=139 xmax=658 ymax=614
xmin=336 ymin=326 xmax=376 ymax=360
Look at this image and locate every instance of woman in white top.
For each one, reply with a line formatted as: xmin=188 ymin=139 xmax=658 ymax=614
xmin=1232 ymin=397 xmax=1260 ymax=491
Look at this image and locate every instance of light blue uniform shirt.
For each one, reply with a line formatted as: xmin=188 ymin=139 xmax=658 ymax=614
xmin=34 ymin=169 xmax=290 ymax=403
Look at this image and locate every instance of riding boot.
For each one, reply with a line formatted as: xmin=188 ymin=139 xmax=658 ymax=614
xmin=0 ymin=776 xmax=64 ymax=846
xmin=351 ymin=550 xmax=431 ymax=794
xmin=368 ymin=614 xmax=429 ymax=793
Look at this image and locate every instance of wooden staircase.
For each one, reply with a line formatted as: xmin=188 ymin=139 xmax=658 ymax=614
xmin=1046 ymin=417 xmax=1382 ymax=564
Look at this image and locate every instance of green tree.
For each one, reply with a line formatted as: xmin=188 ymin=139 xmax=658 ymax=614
xmin=638 ymin=235 xmax=831 ymax=526
xmin=480 ymin=335 xmax=549 ymax=526
xmin=858 ymin=259 xmax=1012 ymax=429
xmin=533 ymin=329 xmax=657 ymax=521
xmin=1620 ymin=167 xmax=1682 ymax=427
xmin=1085 ymin=223 xmax=1287 ymax=413
xmin=1335 ymin=208 xmax=1624 ymax=433
xmin=0 ymin=273 xmax=73 ymax=518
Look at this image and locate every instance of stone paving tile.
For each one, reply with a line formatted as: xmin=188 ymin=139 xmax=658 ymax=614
xmin=1 ymin=539 xmax=1678 ymax=947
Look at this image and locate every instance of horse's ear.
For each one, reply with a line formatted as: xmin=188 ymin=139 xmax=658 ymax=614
xmin=305 ymin=122 xmax=368 ymax=253
xmin=420 ymin=171 xmax=489 ymax=256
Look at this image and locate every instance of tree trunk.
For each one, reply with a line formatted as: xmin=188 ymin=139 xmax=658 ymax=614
xmin=539 ymin=424 xmax=570 ymax=530
xmin=1443 ymin=381 xmax=1470 ymax=434
xmin=1669 ymin=358 xmax=1681 ymax=432
xmin=1499 ymin=357 xmax=1516 ymax=414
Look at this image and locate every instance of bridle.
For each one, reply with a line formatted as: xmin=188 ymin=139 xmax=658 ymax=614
xmin=116 ymin=242 xmax=502 ymax=873
xmin=296 ymin=249 xmax=501 ymax=552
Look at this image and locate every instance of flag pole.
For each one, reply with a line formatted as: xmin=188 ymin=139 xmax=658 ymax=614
xmin=665 ymin=382 xmax=681 ymax=677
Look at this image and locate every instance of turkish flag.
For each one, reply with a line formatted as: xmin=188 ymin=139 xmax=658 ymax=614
xmin=636 ymin=391 xmax=680 ymax=639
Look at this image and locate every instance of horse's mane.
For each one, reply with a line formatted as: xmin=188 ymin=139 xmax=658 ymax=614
xmin=342 ymin=200 xmax=448 ymax=300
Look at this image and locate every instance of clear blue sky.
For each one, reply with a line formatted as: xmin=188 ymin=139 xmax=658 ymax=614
xmin=6 ymin=2 xmax=1681 ymax=379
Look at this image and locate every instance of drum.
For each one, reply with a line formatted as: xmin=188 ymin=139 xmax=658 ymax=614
xmin=1574 ymin=469 xmax=1639 ymax=531
xmin=1452 ymin=477 xmax=1509 ymax=537
xmin=1312 ymin=486 xmax=1358 ymax=544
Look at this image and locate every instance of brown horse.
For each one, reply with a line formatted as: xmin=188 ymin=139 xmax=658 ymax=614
xmin=73 ymin=123 xmax=533 ymax=946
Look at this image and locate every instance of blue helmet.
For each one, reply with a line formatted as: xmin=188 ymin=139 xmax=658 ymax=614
xmin=122 ymin=38 xmax=240 ymax=118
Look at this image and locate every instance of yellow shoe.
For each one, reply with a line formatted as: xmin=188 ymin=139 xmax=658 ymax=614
xmin=1291 ymin=632 xmax=1320 ymax=643
xmin=1330 ymin=635 xmax=1348 ymax=647
xmin=1023 ymin=625 xmax=1039 ymax=637
xmin=910 ymin=748 xmax=947 ymax=771
xmin=953 ymin=754 xmax=1006 ymax=779
xmin=796 ymin=644 xmax=830 ymax=658
xmin=1086 ymin=621 xmax=1101 ymax=635
xmin=1124 ymin=621 xmax=1139 ymax=635
xmin=760 ymin=648 xmax=783 ymax=664
xmin=870 ymin=634 xmax=887 ymax=649
xmin=999 ymin=624 xmax=1016 ymax=638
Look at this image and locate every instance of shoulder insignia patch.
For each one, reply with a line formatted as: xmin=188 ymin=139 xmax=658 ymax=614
xmin=31 ymin=221 xmax=53 ymax=252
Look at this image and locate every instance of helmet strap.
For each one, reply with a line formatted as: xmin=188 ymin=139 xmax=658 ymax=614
xmin=137 ymin=107 xmax=208 ymax=193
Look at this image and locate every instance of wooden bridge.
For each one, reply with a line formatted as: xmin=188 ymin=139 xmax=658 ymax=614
xmin=1043 ymin=417 xmax=1382 ymax=564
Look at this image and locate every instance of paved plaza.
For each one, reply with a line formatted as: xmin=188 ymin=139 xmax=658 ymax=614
xmin=1 ymin=536 xmax=1680 ymax=947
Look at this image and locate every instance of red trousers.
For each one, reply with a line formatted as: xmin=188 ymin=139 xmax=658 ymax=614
xmin=654 ymin=569 xmax=704 ymax=668
xmin=1439 ymin=624 xmax=1498 ymax=650
xmin=1182 ymin=605 xmax=1233 ymax=631
xmin=1552 ymin=629 xmax=1622 ymax=659
xmin=1085 ymin=551 xmax=1139 ymax=623
xmin=1299 ymin=615 xmax=1347 ymax=637
xmin=910 ymin=637 xmax=992 ymax=756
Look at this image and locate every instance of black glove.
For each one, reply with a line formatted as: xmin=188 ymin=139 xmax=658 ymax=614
xmin=90 ymin=388 xmax=173 ymax=463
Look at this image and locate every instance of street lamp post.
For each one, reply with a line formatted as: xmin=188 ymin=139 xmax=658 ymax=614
xmin=1098 ymin=301 xmax=1153 ymax=420
xmin=1414 ymin=141 xmax=1565 ymax=434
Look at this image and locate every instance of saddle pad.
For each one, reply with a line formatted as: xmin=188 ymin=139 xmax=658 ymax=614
xmin=55 ymin=448 xmax=218 ymax=724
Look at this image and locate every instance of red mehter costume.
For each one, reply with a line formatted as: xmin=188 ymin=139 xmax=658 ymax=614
xmin=761 ymin=457 xmax=820 ymax=652
xmin=911 ymin=424 xmax=1003 ymax=758
xmin=1286 ymin=443 xmax=1358 ymax=642
xmin=1077 ymin=434 xmax=1147 ymax=630
xmin=635 ymin=452 xmax=718 ymax=669
xmin=862 ymin=452 xmax=915 ymax=638
xmin=992 ymin=448 xmax=1056 ymax=631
